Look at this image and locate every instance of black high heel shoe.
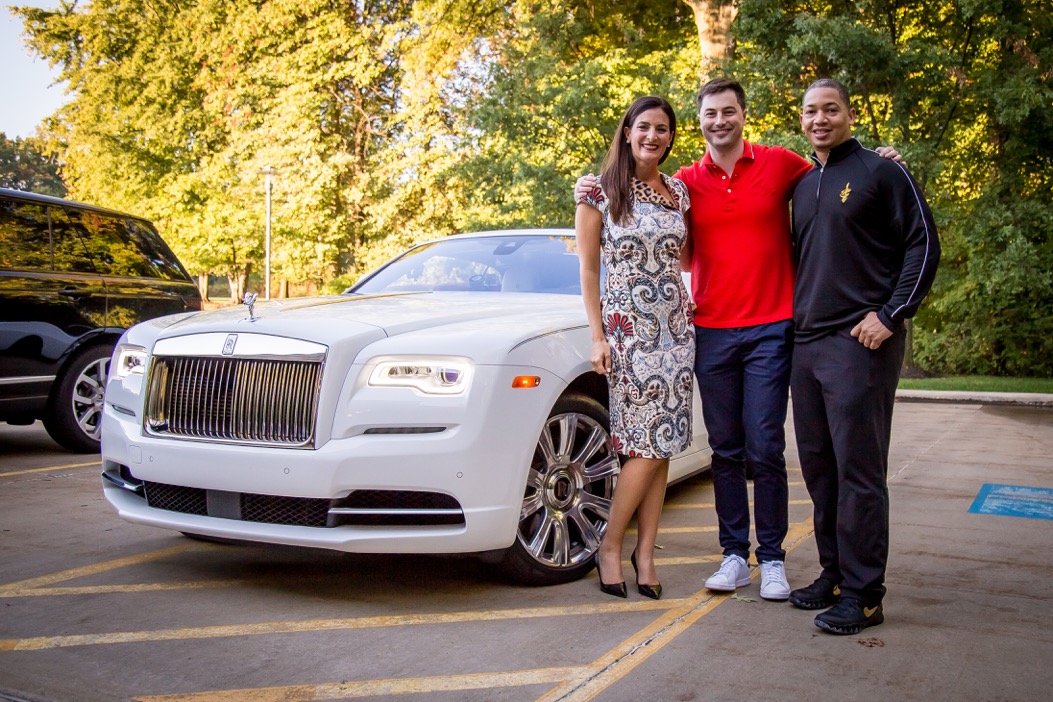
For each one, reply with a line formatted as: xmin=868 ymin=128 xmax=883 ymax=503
xmin=594 ymin=553 xmax=627 ymax=598
xmin=631 ymin=549 xmax=663 ymax=600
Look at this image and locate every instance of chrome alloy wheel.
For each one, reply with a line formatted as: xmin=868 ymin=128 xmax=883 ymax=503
xmin=516 ymin=397 xmax=620 ymax=573
xmin=72 ymin=354 xmax=109 ymax=442
xmin=45 ymin=343 xmax=112 ymax=453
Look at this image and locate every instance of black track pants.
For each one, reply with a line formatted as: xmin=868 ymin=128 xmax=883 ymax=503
xmin=790 ymin=327 xmax=905 ymax=605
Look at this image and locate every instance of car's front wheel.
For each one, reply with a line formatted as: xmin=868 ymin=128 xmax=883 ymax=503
xmin=44 ymin=343 xmax=111 ymax=453
xmin=498 ymin=393 xmax=620 ymax=585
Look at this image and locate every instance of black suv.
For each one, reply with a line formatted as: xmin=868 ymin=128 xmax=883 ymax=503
xmin=0 ymin=188 xmax=202 ymax=452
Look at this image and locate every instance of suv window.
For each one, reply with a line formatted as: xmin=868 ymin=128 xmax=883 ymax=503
xmin=49 ymin=206 xmax=98 ymax=274
xmin=61 ymin=208 xmax=189 ymax=280
xmin=68 ymin=207 xmax=139 ymax=276
xmin=0 ymin=199 xmax=52 ymax=270
xmin=125 ymin=218 xmax=192 ymax=281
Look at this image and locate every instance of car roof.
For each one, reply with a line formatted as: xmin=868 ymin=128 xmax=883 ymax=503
xmin=422 ymin=228 xmax=574 ymax=245
xmin=0 ymin=187 xmax=150 ymax=223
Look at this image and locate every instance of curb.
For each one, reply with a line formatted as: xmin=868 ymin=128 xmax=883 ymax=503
xmin=895 ymin=389 xmax=1053 ymax=407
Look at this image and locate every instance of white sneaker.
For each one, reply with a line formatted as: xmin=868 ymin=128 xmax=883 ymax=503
xmin=705 ymin=554 xmax=751 ymax=592
xmin=759 ymin=560 xmax=791 ymax=601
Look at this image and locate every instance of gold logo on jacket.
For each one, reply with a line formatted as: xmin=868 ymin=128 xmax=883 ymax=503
xmin=840 ymin=183 xmax=852 ymax=203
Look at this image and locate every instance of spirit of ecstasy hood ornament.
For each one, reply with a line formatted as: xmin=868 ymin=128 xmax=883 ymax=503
xmin=242 ymin=292 xmax=258 ymax=322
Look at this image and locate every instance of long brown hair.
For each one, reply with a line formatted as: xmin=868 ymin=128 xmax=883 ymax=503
xmin=599 ymin=95 xmax=677 ymax=226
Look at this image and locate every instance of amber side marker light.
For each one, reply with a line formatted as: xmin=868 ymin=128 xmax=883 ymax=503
xmin=512 ymin=376 xmax=541 ymax=389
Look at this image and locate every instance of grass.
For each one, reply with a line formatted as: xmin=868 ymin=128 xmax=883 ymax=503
xmin=898 ymin=375 xmax=1053 ymax=394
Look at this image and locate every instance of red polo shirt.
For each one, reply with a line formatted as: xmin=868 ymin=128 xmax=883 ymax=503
xmin=674 ymin=141 xmax=812 ymax=328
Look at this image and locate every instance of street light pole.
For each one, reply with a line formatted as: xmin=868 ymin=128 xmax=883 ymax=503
xmin=260 ymin=166 xmax=276 ymax=300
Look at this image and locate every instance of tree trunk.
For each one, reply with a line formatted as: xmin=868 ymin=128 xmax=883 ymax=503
xmin=197 ymin=273 xmax=209 ymax=302
xmin=681 ymin=0 xmax=739 ymax=78
xmin=902 ymin=319 xmax=915 ymax=371
xmin=226 ymin=265 xmax=251 ymax=301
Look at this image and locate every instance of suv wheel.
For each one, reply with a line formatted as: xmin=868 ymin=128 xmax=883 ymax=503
xmin=44 ymin=343 xmax=112 ymax=453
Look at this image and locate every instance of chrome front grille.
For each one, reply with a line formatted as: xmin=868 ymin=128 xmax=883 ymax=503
xmin=144 ymin=355 xmax=323 ymax=446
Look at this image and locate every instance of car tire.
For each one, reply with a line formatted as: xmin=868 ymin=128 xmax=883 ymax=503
xmin=43 ymin=343 xmax=112 ymax=453
xmin=497 ymin=393 xmax=620 ymax=585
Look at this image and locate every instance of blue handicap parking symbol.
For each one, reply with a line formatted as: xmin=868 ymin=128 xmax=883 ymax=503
xmin=969 ymin=484 xmax=1053 ymax=520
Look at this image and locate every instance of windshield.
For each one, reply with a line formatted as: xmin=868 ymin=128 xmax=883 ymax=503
xmin=349 ymin=234 xmax=582 ymax=295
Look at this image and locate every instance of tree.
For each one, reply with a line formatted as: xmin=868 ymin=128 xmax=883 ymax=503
xmin=0 ymin=133 xmax=66 ymax=197
xmin=15 ymin=0 xmax=1052 ymax=376
xmin=442 ymin=0 xmax=701 ymax=231
xmin=681 ymin=0 xmax=740 ymax=75
xmin=16 ymin=0 xmax=225 ymax=280
xmin=15 ymin=0 xmax=416 ymax=295
xmin=728 ymin=0 xmax=1053 ymax=375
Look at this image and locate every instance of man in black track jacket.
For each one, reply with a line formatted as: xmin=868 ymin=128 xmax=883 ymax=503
xmin=787 ymin=78 xmax=940 ymax=635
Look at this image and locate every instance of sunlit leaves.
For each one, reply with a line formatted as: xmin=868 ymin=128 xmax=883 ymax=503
xmin=14 ymin=0 xmax=1052 ymax=374
xmin=730 ymin=0 xmax=1053 ymax=374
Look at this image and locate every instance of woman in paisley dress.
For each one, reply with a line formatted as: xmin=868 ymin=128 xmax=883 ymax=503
xmin=576 ymin=95 xmax=694 ymax=599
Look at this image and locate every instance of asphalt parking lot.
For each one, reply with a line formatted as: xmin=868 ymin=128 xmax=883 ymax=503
xmin=1 ymin=396 xmax=1052 ymax=702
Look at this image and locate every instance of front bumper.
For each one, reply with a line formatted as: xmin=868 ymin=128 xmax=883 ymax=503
xmin=101 ymin=364 xmax=567 ymax=554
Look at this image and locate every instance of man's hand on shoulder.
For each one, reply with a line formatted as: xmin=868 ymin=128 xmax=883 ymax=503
xmin=875 ymin=145 xmax=907 ymax=168
xmin=575 ymin=173 xmax=598 ymax=203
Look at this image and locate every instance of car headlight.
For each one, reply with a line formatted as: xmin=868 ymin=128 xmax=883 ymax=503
xmin=368 ymin=357 xmax=473 ymax=395
xmin=113 ymin=344 xmax=149 ymax=380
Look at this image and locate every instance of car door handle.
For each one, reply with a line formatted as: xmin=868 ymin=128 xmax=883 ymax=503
xmin=58 ymin=288 xmax=93 ymax=299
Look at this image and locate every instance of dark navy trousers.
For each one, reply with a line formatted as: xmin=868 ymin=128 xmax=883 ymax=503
xmin=694 ymin=320 xmax=793 ymax=564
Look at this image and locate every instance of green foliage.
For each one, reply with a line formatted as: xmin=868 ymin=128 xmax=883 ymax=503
xmin=16 ymin=0 xmax=416 ymax=289
xmin=16 ymin=0 xmax=702 ymax=278
xmin=730 ymin=0 xmax=1053 ymax=377
xmin=915 ymin=187 xmax=1053 ymax=376
xmin=449 ymin=0 xmax=700 ymax=231
xmin=0 ymin=133 xmax=66 ymax=197
xmin=13 ymin=0 xmax=1053 ymax=376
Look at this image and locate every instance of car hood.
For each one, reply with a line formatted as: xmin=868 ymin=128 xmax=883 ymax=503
xmin=145 ymin=292 xmax=587 ymax=365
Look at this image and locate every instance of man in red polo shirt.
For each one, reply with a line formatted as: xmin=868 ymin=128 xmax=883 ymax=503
xmin=672 ymin=77 xmax=807 ymax=600
xmin=576 ymin=78 xmax=899 ymax=601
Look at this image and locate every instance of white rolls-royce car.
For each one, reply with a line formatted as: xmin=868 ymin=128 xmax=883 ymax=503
xmin=101 ymin=229 xmax=711 ymax=584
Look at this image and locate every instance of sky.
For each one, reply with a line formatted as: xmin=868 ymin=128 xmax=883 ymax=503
xmin=2 ymin=1 xmax=67 ymax=140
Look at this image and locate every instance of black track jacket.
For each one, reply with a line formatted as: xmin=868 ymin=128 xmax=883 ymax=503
xmin=791 ymin=138 xmax=941 ymax=343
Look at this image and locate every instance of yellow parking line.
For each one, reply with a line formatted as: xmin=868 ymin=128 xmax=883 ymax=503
xmin=0 ymin=507 xmax=818 ymax=702
xmin=536 ymin=590 xmax=729 ymax=702
xmin=0 ymin=461 xmax=99 ymax=478
xmin=0 ymin=544 xmax=194 ymax=596
xmin=132 ymin=667 xmax=590 ymax=702
xmin=0 ymin=556 xmax=716 ymax=598
xmin=667 ymin=498 xmax=812 ymax=510
xmin=0 ymin=598 xmax=686 ymax=651
xmin=103 ymin=517 xmax=815 ymax=701
xmin=3 ymin=580 xmax=247 ymax=597
xmin=647 ymin=525 xmax=719 ymax=534
xmin=535 ymin=518 xmax=815 ymax=702
xmin=650 ymin=554 xmax=724 ymax=566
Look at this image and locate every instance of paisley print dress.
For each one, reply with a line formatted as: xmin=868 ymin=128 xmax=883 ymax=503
xmin=584 ymin=174 xmax=694 ymax=458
